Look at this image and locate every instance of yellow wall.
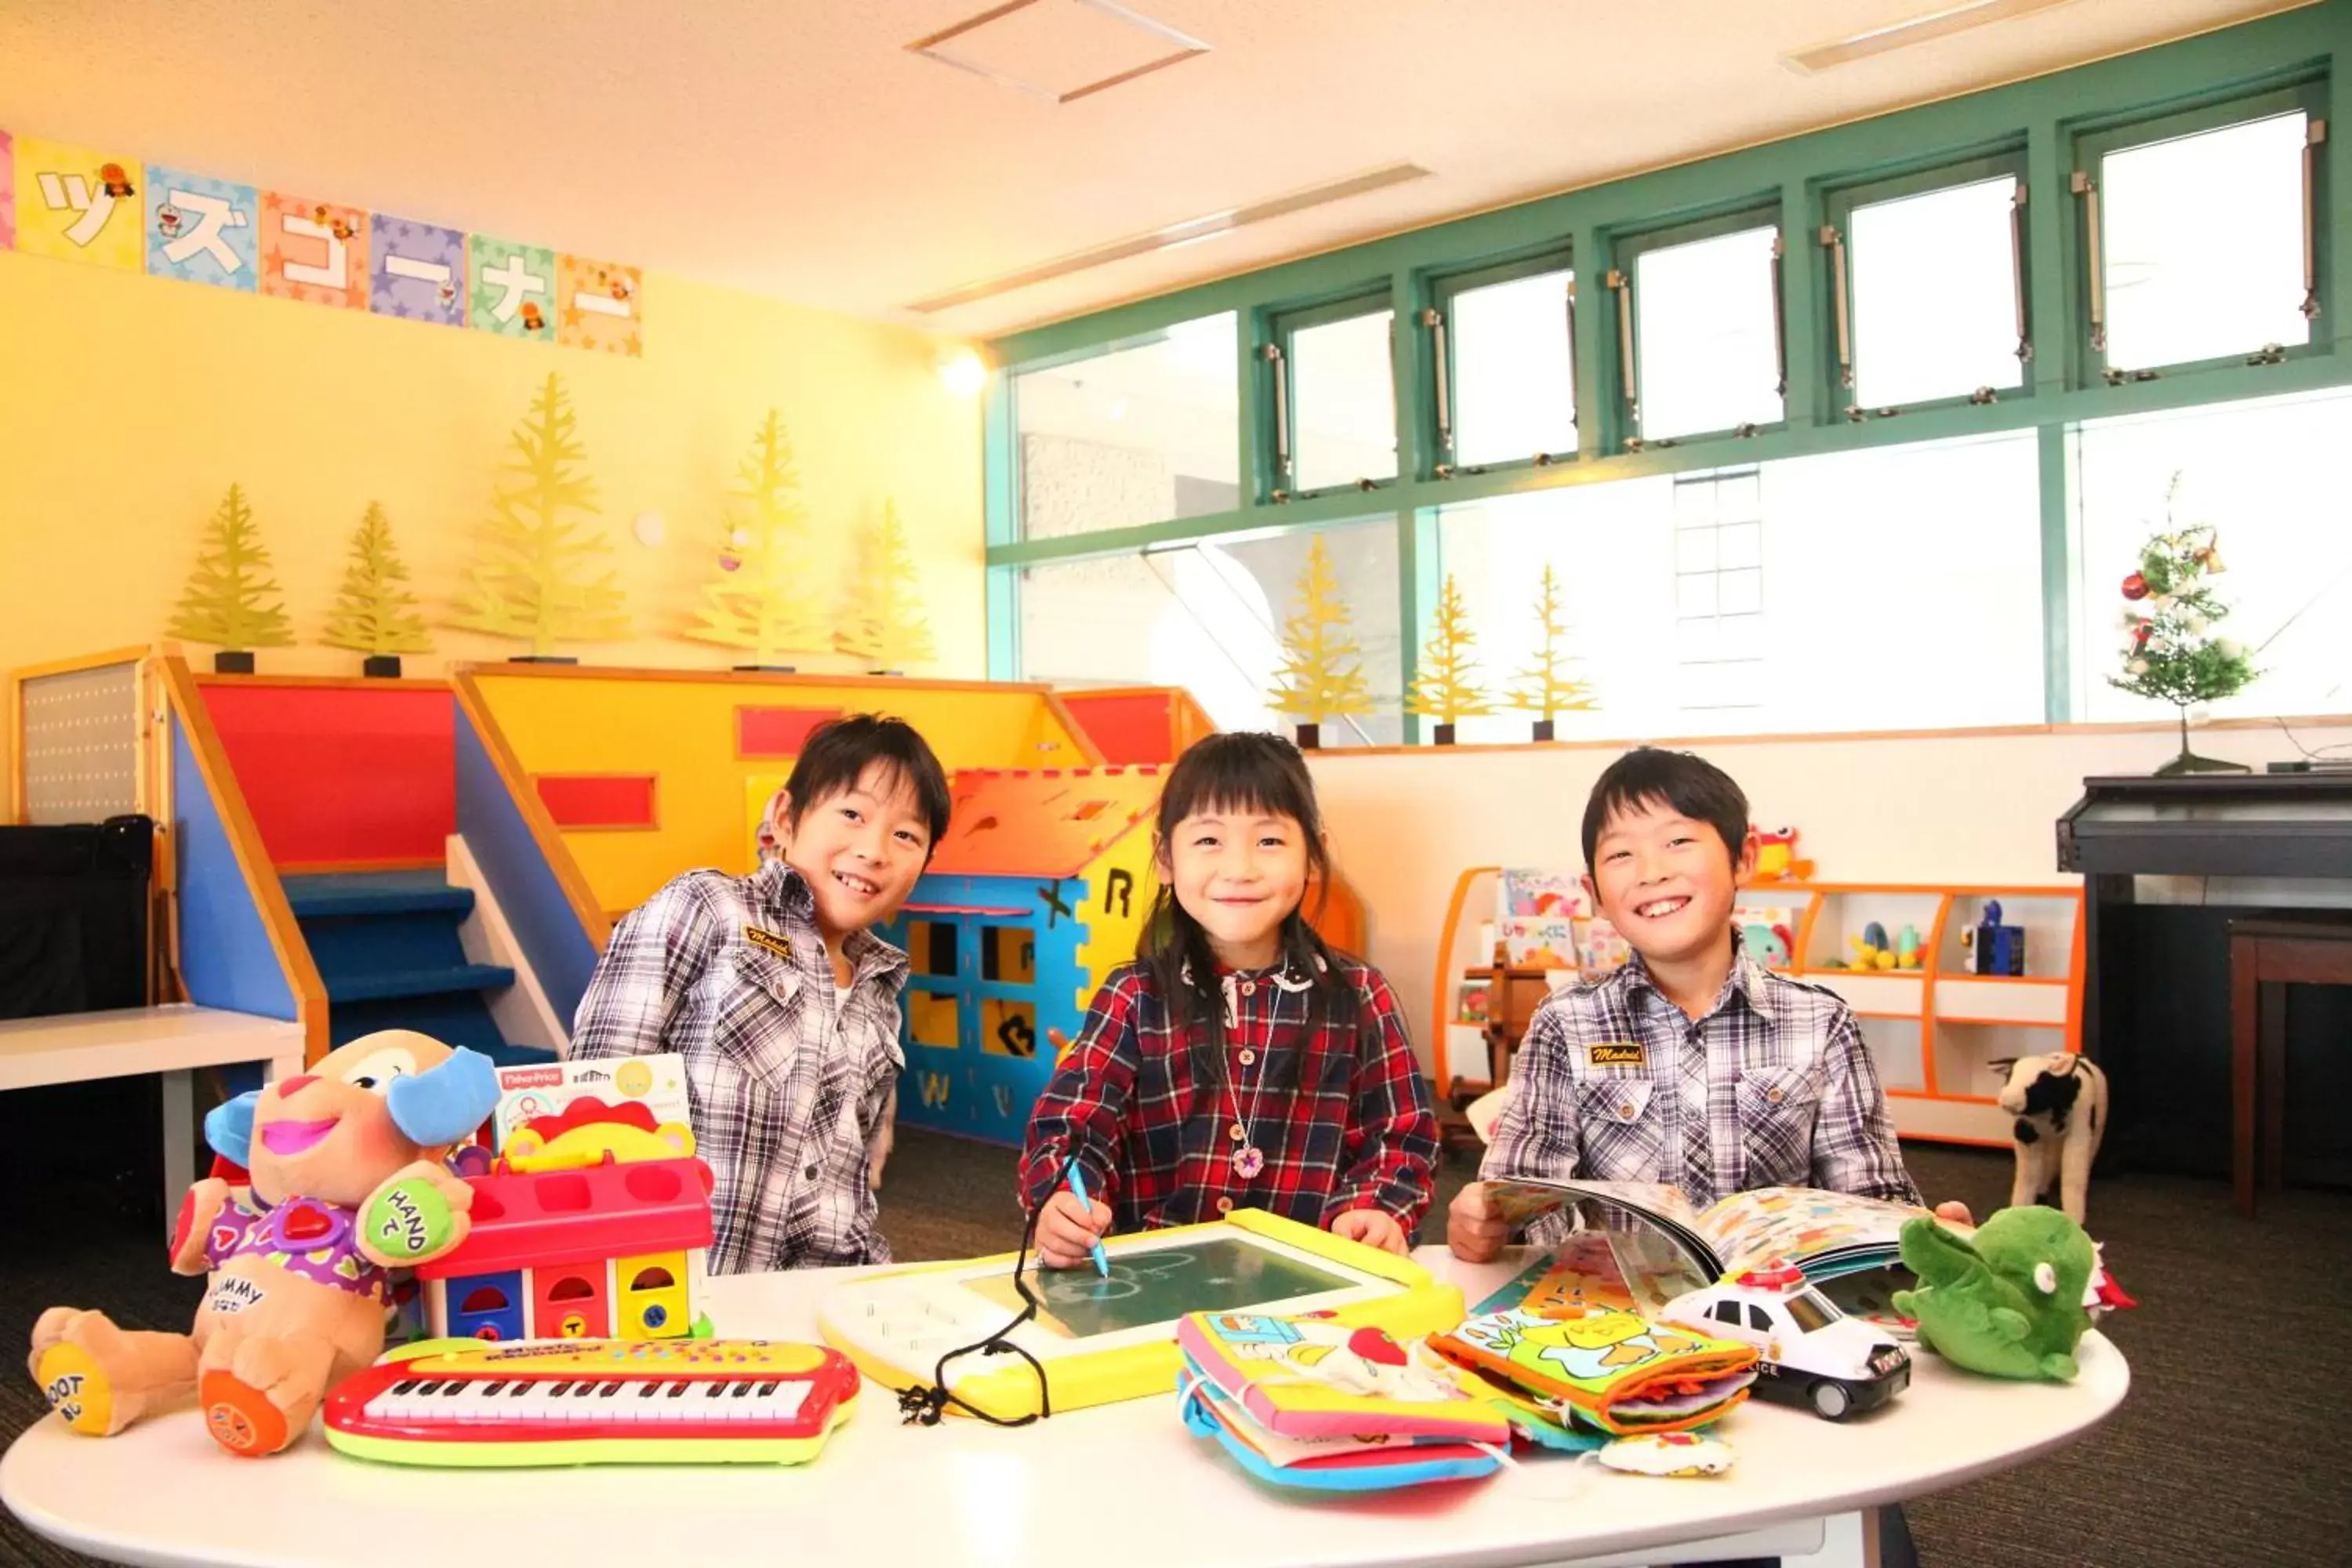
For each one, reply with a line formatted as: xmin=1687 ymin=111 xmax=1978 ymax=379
xmin=0 ymin=249 xmax=985 ymax=805
xmin=470 ymin=670 xmax=1097 ymax=913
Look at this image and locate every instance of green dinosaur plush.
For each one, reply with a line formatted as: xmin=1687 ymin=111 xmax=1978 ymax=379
xmin=1889 ymin=1206 xmax=2095 ymax=1382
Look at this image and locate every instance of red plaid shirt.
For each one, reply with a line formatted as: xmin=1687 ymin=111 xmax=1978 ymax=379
xmin=1018 ymin=960 xmax=1439 ymax=1236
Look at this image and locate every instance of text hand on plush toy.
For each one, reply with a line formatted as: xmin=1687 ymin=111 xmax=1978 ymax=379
xmin=169 ymin=1178 xmax=234 ymax=1276
xmin=1446 ymin=1182 xmax=1508 ymax=1262
xmin=358 ymin=1160 xmax=477 ymax=1267
xmin=1329 ymin=1209 xmax=1408 ymax=1254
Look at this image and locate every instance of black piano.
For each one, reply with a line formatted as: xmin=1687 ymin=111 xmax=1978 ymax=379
xmin=2060 ymin=772 xmax=2352 ymax=1183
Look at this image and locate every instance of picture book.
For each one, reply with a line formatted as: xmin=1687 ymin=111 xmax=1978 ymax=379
xmin=1578 ymin=916 xmax=1632 ymax=972
xmin=1483 ymin=1179 xmax=1955 ymax=1326
xmin=1499 ymin=867 xmax=1584 ymax=921
xmin=1503 ymin=914 xmax=1579 ymax=969
xmin=1429 ymin=1307 xmax=1756 ymax=1436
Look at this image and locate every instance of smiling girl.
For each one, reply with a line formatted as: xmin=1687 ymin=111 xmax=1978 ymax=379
xmin=1019 ymin=731 xmax=1438 ymax=1266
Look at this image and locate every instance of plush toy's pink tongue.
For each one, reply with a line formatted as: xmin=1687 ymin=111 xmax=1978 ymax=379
xmin=260 ymin=1116 xmax=339 ymax=1156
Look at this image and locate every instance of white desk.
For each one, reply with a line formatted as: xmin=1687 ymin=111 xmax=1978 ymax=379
xmin=0 ymin=1005 xmax=306 ymax=1222
xmin=2 ymin=1247 xmax=2128 ymax=1568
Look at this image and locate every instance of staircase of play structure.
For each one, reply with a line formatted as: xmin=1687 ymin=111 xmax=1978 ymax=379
xmin=280 ymin=869 xmax=554 ymax=1067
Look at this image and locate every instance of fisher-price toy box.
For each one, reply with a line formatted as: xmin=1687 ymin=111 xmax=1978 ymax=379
xmin=492 ymin=1054 xmax=693 ymax=1151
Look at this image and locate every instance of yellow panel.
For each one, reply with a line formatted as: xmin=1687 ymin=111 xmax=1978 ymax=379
xmin=906 ymin=987 xmax=959 ymax=1050
xmin=978 ymin=923 xmax=1036 ymax=985
xmin=472 ymin=672 xmax=1096 ymax=913
xmin=978 ymin=996 xmax=1037 ymax=1058
xmin=1072 ymin=826 xmax=1160 ymax=1024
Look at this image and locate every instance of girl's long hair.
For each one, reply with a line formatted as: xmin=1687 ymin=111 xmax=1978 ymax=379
xmin=1140 ymin=732 xmax=1356 ymax=1085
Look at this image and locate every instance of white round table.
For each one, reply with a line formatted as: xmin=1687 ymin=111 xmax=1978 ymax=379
xmin=2 ymin=1247 xmax=2128 ymax=1568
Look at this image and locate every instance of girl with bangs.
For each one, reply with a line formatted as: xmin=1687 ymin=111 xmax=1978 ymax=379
xmin=1018 ymin=731 xmax=1438 ymax=1265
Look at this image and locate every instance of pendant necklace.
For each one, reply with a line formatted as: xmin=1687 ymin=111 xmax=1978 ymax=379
xmin=1223 ymin=965 xmax=1309 ymax=1181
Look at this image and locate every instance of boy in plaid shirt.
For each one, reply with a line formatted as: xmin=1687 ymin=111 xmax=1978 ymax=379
xmin=1021 ymin=733 xmax=1436 ymax=1263
xmin=572 ymin=715 xmax=949 ymax=1274
xmin=1452 ymin=748 xmax=1969 ymax=1260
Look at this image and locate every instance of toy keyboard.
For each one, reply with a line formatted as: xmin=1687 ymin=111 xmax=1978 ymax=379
xmin=323 ymin=1338 xmax=859 ymax=1467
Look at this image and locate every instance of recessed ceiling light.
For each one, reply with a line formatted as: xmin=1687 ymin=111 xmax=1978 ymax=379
xmin=904 ymin=163 xmax=1432 ymax=314
xmin=909 ymin=0 xmax=1209 ymax=105
xmin=1783 ymin=0 xmax=2085 ymax=74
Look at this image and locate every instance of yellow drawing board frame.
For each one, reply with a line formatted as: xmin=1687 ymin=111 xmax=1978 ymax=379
xmin=816 ymin=1209 xmax=1464 ymax=1422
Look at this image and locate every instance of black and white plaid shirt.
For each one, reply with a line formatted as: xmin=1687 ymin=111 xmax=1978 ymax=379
xmin=570 ymin=862 xmax=909 ymax=1275
xmin=1483 ymin=930 xmax=1920 ymax=1229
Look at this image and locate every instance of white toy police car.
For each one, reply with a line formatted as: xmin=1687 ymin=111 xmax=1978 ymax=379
xmin=1661 ymin=1259 xmax=1909 ymax=1421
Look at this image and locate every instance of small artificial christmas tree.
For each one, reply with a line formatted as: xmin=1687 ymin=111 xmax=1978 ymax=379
xmin=167 ymin=483 xmax=294 ymax=673
xmin=1506 ymin=564 xmax=1597 ymax=741
xmin=1266 ymin=535 xmax=1373 ymax=748
xmin=688 ymin=410 xmax=824 ymax=670
xmin=322 ymin=502 xmax=431 ymax=677
xmin=450 ymin=372 xmax=626 ymax=660
xmin=2111 ymin=481 xmax=2258 ymax=775
xmin=1404 ymin=574 xmax=1494 ymax=744
xmin=834 ymin=499 xmax=937 ymax=673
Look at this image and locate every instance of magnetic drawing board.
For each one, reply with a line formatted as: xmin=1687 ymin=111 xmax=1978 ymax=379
xmin=815 ymin=1209 xmax=1465 ymax=1421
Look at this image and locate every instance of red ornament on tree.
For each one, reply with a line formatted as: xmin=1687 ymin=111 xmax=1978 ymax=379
xmin=2121 ymin=572 xmax=2148 ymax=601
xmin=2132 ymin=621 xmax=2153 ymax=646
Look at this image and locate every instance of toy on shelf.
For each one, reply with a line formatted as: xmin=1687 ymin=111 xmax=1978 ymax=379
xmin=1750 ymin=826 xmax=1814 ymax=884
xmin=1994 ymin=1053 xmax=2109 ymax=1224
xmin=29 ymin=1031 xmax=501 ymax=1457
xmin=1175 ymin=1312 xmax=1508 ymax=1492
xmin=1658 ymin=1258 xmax=1910 ymax=1421
xmin=1891 ymin=1208 xmax=2096 ymax=1383
xmin=324 ymin=1338 xmax=859 ymax=1467
xmin=1963 ymin=900 xmax=2027 ymax=976
xmin=1842 ymin=921 xmax=1899 ymax=971
xmin=1894 ymin=924 xmax=1924 ymax=970
xmin=1740 ymin=918 xmax=1796 ymax=970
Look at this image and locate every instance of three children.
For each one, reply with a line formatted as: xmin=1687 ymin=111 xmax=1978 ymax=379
xmin=570 ymin=714 xmax=1941 ymax=1273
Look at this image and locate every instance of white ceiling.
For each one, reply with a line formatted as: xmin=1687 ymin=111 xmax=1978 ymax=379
xmin=1 ymin=0 xmax=2312 ymax=339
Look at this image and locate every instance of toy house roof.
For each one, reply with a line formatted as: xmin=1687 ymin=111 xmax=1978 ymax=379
xmin=924 ymin=767 xmax=1163 ymax=879
xmin=418 ymin=1156 xmax=715 ymax=1278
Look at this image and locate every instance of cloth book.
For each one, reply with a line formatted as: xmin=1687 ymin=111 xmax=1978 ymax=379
xmin=1429 ymin=1306 xmax=1756 ymax=1436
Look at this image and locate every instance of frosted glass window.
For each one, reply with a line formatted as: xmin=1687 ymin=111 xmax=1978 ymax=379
xmin=2074 ymin=387 xmax=2352 ymax=721
xmin=2100 ymin=112 xmax=2310 ymax=370
xmin=1635 ymin=225 xmax=1783 ymax=441
xmin=1849 ymin=176 xmax=2024 ymax=408
xmin=1017 ymin=520 xmax=1403 ymax=746
xmin=1450 ymin=268 xmax=1577 ymax=466
xmin=1290 ymin=310 xmax=1396 ymax=492
xmin=1015 ymin=312 xmax=1239 ymax=539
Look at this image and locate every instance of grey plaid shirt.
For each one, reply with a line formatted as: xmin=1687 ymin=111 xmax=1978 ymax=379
xmin=1482 ymin=931 xmax=1920 ymax=1233
xmin=570 ymin=862 xmax=909 ymax=1275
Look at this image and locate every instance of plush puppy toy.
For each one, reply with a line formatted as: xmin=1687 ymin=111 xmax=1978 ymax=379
xmin=29 ymin=1030 xmax=498 ymax=1456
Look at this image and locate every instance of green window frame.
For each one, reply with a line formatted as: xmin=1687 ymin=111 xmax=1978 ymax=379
xmin=1261 ymin=289 xmax=1397 ymax=501
xmin=1421 ymin=245 xmax=1577 ymax=479
xmin=1817 ymin=145 xmax=2031 ymax=419
xmin=2069 ymin=77 xmax=2330 ymax=387
xmin=1605 ymin=201 xmax=1788 ymax=452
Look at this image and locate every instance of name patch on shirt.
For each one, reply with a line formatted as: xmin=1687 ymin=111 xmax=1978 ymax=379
xmin=1588 ymin=1041 xmax=1646 ymax=1069
xmin=743 ymin=925 xmax=793 ymax=962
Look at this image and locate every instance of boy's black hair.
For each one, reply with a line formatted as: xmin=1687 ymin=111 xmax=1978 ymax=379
xmin=1141 ymin=732 xmax=1354 ymax=1083
xmin=781 ymin=714 xmax=953 ymax=855
xmin=1580 ymin=747 xmax=1750 ymax=871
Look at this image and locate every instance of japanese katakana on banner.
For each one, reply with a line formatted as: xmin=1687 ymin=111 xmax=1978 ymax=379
xmin=3 ymin=130 xmax=648 ymax=353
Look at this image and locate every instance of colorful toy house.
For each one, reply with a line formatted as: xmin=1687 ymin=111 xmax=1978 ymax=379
xmin=417 ymin=1155 xmax=716 ymax=1342
xmin=884 ymin=766 xmax=1164 ymax=1145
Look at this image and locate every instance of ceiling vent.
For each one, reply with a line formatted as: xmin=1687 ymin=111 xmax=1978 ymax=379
xmin=904 ymin=163 xmax=1433 ymax=314
xmin=908 ymin=0 xmax=1209 ymax=104
xmin=1783 ymin=0 xmax=2084 ymax=74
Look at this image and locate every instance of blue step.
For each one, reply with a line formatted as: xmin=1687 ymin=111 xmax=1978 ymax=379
xmin=325 ymin=964 xmax=515 ymax=1004
xmin=284 ymin=871 xmax=474 ymax=919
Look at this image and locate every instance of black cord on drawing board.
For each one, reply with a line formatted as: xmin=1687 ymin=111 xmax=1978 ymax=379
xmin=895 ymin=1146 xmax=1080 ymax=1428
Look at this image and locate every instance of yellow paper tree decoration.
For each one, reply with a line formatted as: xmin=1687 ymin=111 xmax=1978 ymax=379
xmin=1507 ymin=564 xmax=1596 ymax=739
xmin=834 ymin=500 xmax=937 ymax=672
xmin=322 ymin=503 xmax=431 ymax=668
xmin=451 ymin=373 xmax=626 ymax=658
xmin=1404 ymin=574 xmax=1494 ymax=738
xmin=1266 ymin=535 xmax=1372 ymax=745
xmin=167 ymin=484 xmax=293 ymax=666
xmin=688 ymin=410 xmax=824 ymax=668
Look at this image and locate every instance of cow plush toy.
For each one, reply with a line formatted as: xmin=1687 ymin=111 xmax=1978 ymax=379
xmin=1995 ymin=1051 xmax=2107 ymax=1224
xmin=28 ymin=1030 xmax=499 ymax=1457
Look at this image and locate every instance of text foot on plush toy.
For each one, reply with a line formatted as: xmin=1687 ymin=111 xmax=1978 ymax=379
xmin=26 ymin=1030 xmax=503 ymax=1457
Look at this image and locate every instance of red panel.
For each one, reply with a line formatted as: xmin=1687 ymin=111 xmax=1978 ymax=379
xmin=1059 ymin=692 xmax=1177 ymax=764
xmin=199 ymin=684 xmax=455 ymax=866
xmin=736 ymin=705 xmax=844 ymax=757
xmin=535 ymin=775 xmax=657 ymax=828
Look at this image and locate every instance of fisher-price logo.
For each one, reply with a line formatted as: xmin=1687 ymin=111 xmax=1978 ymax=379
xmin=499 ymin=1067 xmax=564 ymax=1091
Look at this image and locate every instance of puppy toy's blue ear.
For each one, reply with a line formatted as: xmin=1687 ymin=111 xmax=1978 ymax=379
xmin=205 ymin=1091 xmax=261 ymax=1167
xmin=387 ymin=1047 xmax=502 ymax=1148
